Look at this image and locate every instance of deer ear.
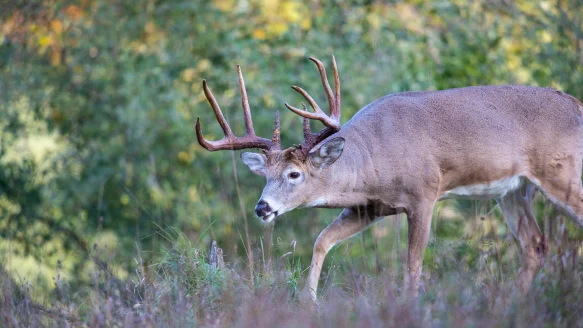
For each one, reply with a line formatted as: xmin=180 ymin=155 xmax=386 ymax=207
xmin=309 ymin=137 xmax=345 ymax=169
xmin=241 ymin=152 xmax=267 ymax=176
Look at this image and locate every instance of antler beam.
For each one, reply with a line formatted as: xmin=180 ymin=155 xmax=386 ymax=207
xmin=196 ymin=65 xmax=281 ymax=152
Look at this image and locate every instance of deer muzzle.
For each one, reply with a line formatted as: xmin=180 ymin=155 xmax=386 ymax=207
xmin=255 ymin=199 xmax=276 ymax=220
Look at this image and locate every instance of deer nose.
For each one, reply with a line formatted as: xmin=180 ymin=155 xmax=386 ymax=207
xmin=255 ymin=200 xmax=272 ymax=217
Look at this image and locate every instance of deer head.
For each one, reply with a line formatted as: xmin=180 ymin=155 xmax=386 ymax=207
xmin=196 ymin=56 xmax=344 ymax=222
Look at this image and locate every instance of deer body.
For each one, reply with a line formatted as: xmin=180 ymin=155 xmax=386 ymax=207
xmin=312 ymin=85 xmax=583 ymax=208
xmin=196 ymin=57 xmax=583 ymax=302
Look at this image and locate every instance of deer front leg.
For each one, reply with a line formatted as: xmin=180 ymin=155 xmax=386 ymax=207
xmin=303 ymin=207 xmax=377 ymax=302
xmin=406 ymin=202 xmax=435 ymax=297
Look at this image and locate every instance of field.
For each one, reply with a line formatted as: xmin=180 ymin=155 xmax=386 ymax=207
xmin=1 ymin=0 xmax=583 ymax=327
xmin=2 ymin=211 xmax=583 ymax=327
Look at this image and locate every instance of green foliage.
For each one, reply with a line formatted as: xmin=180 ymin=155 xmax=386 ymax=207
xmin=284 ymin=251 xmax=303 ymax=299
xmin=0 ymin=0 xmax=582 ymax=310
xmin=158 ymin=229 xmax=226 ymax=309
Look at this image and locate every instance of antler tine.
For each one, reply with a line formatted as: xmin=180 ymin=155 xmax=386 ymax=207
xmin=309 ymin=56 xmax=335 ymax=117
xmin=285 ymin=85 xmax=341 ymax=130
xmin=202 ymin=80 xmax=235 ymax=138
xmin=332 ymin=55 xmax=340 ymax=120
xmin=272 ymin=110 xmax=281 ymax=150
xmin=195 ymin=116 xmax=213 ymax=150
xmin=301 ymin=103 xmax=312 ymax=139
xmin=286 ymin=85 xmax=323 ymax=115
xmin=237 ymin=65 xmax=255 ymax=136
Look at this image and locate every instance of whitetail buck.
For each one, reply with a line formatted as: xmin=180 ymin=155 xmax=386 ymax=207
xmin=195 ymin=56 xmax=583 ymax=301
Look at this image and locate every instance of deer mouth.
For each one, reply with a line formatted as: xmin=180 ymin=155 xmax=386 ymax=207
xmin=261 ymin=211 xmax=278 ymax=223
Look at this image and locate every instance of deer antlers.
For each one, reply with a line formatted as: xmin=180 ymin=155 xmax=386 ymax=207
xmin=195 ymin=65 xmax=281 ymax=152
xmin=285 ymin=55 xmax=341 ymax=157
xmin=196 ymin=56 xmax=341 ymax=157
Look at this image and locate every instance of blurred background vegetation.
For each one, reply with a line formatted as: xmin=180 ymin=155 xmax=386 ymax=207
xmin=1 ymin=0 xmax=582 ymax=299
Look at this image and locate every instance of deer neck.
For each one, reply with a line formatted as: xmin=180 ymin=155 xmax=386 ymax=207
xmin=306 ymin=147 xmax=371 ymax=208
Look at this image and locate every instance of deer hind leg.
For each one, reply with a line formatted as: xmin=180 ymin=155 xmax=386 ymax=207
xmin=496 ymin=182 xmax=545 ymax=292
xmin=530 ymin=154 xmax=583 ymax=228
xmin=303 ymin=206 xmax=378 ymax=302
xmin=406 ymin=201 xmax=435 ymax=297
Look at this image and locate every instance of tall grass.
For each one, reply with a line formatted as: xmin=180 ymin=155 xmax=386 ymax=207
xmin=1 ymin=222 xmax=582 ymax=328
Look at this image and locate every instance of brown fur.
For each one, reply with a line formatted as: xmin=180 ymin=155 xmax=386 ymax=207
xmin=250 ymin=85 xmax=583 ymax=301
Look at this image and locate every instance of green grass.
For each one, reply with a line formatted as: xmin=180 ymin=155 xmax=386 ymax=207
xmin=1 ymin=221 xmax=582 ymax=327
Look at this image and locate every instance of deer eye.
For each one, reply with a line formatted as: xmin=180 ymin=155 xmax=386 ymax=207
xmin=288 ymin=172 xmax=300 ymax=179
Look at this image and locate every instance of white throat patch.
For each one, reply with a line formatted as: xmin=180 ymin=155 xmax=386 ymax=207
xmin=306 ymin=197 xmax=328 ymax=207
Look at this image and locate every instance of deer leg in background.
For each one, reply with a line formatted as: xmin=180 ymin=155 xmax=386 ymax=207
xmin=406 ymin=202 xmax=435 ymax=297
xmin=303 ymin=206 xmax=378 ymax=302
xmin=496 ymin=181 xmax=545 ymax=292
xmin=531 ymin=157 xmax=583 ymax=228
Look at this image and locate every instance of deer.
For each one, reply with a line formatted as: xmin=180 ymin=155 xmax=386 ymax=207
xmin=195 ymin=55 xmax=583 ymax=302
